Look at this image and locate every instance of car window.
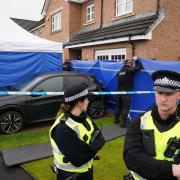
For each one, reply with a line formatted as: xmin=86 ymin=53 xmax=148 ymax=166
xmin=33 ymin=76 xmax=64 ymax=92
xmin=66 ymin=76 xmax=90 ymax=87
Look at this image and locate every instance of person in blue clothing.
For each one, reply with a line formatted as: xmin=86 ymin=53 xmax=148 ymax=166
xmin=114 ymin=57 xmax=143 ymax=127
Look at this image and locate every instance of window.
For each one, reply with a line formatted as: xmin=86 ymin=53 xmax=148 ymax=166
xmin=86 ymin=4 xmax=94 ymax=22
xmin=34 ymin=76 xmax=64 ymax=92
xmin=95 ymin=48 xmax=126 ymax=61
xmin=35 ymin=29 xmax=43 ymax=38
xmin=51 ymin=11 xmax=61 ymax=32
xmin=66 ymin=76 xmax=90 ymax=87
xmin=116 ymin=0 xmax=133 ymax=16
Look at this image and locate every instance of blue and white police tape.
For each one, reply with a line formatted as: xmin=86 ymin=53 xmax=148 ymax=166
xmin=0 ymin=91 xmax=155 ymax=96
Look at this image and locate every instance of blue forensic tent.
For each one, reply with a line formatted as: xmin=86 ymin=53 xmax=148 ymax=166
xmin=72 ymin=59 xmax=180 ymax=120
xmin=0 ymin=13 xmax=62 ymax=87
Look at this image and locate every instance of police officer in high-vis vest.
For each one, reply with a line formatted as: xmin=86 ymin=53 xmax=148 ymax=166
xmin=123 ymin=70 xmax=180 ymax=180
xmin=49 ymin=83 xmax=105 ymax=180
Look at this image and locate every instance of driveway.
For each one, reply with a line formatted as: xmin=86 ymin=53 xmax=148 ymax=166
xmin=0 ymin=151 xmax=33 ymax=180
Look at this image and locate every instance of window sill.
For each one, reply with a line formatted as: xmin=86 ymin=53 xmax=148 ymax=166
xmin=113 ymin=12 xmax=135 ymax=21
xmin=50 ymin=29 xmax=62 ymax=35
xmin=83 ymin=20 xmax=95 ymax=27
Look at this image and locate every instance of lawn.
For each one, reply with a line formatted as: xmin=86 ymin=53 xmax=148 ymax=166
xmin=0 ymin=116 xmax=128 ymax=179
xmin=23 ymin=137 xmax=128 ymax=180
xmin=0 ymin=116 xmax=114 ymax=150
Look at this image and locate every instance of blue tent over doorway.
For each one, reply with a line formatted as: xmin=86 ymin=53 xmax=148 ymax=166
xmin=72 ymin=59 xmax=180 ymax=120
xmin=0 ymin=13 xmax=62 ymax=87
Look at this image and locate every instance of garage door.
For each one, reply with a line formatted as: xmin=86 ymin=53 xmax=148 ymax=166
xmin=95 ymin=48 xmax=126 ymax=61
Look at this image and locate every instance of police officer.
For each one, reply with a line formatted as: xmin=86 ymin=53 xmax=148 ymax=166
xmin=49 ymin=83 xmax=105 ymax=180
xmin=114 ymin=57 xmax=143 ymax=127
xmin=123 ymin=70 xmax=180 ymax=180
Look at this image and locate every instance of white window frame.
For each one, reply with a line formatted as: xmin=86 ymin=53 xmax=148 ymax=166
xmin=51 ymin=11 xmax=61 ymax=32
xmin=36 ymin=29 xmax=43 ymax=38
xmin=95 ymin=48 xmax=126 ymax=61
xmin=86 ymin=3 xmax=94 ymax=22
xmin=116 ymin=0 xmax=133 ymax=16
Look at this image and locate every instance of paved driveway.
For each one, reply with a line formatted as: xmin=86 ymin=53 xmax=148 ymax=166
xmin=0 ymin=152 xmax=33 ymax=180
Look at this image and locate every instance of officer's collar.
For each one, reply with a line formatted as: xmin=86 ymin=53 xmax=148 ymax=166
xmin=152 ymin=106 xmax=178 ymax=124
xmin=68 ymin=112 xmax=87 ymax=123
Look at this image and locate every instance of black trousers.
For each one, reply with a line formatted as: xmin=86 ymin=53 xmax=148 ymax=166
xmin=57 ymin=167 xmax=93 ymax=180
xmin=114 ymin=94 xmax=131 ymax=123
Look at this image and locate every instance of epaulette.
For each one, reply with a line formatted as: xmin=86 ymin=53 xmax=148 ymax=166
xmin=60 ymin=114 xmax=69 ymax=123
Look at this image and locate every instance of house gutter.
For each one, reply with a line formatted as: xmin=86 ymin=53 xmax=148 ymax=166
xmin=65 ymin=33 xmax=152 ymax=48
xmin=129 ymin=35 xmax=135 ymax=57
xmin=156 ymin=0 xmax=160 ymax=15
xmin=100 ymin=0 xmax=103 ymax=28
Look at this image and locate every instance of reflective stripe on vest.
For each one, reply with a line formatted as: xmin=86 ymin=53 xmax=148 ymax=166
xmin=131 ymin=110 xmax=180 ymax=180
xmin=49 ymin=113 xmax=94 ymax=173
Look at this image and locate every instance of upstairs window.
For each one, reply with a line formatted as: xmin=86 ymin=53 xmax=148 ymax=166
xmin=116 ymin=0 xmax=133 ymax=16
xmin=51 ymin=11 xmax=61 ymax=32
xmin=86 ymin=4 xmax=94 ymax=22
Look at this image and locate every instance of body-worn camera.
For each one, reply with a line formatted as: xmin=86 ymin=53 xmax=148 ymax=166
xmin=164 ymin=137 xmax=180 ymax=163
xmin=90 ymin=129 xmax=101 ymax=143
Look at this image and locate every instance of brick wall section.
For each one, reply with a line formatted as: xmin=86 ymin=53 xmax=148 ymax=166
xmin=69 ymin=3 xmax=81 ymax=35
xmin=44 ymin=0 xmax=69 ymax=43
xmin=134 ymin=0 xmax=157 ymax=15
xmin=44 ymin=0 xmax=180 ymax=61
xmin=134 ymin=0 xmax=180 ymax=60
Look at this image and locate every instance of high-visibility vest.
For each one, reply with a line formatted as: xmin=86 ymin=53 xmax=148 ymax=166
xmin=130 ymin=111 xmax=180 ymax=180
xmin=49 ymin=113 xmax=94 ymax=173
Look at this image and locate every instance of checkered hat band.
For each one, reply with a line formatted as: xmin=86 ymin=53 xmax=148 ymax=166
xmin=154 ymin=77 xmax=180 ymax=88
xmin=65 ymin=89 xmax=88 ymax=102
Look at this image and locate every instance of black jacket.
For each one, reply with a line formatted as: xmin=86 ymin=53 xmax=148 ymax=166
xmin=123 ymin=106 xmax=180 ymax=180
xmin=51 ymin=113 xmax=105 ymax=167
xmin=117 ymin=60 xmax=143 ymax=91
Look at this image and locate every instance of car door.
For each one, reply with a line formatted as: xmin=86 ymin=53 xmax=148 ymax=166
xmin=26 ymin=76 xmax=64 ymax=122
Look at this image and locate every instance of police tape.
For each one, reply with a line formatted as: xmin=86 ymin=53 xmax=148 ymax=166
xmin=0 ymin=91 xmax=155 ymax=96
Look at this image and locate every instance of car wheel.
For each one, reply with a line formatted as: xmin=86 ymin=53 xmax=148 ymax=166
xmin=0 ymin=111 xmax=24 ymax=134
xmin=88 ymin=99 xmax=106 ymax=119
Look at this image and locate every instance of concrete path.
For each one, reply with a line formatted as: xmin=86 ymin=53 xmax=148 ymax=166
xmin=0 ymin=151 xmax=33 ymax=180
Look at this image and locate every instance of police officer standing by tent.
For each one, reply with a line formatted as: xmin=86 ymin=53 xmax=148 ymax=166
xmin=114 ymin=57 xmax=143 ymax=127
xmin=123 ymin=70 xmax=180 ymax=180
xmin=49 ymin=83 xmax=105 ymax=180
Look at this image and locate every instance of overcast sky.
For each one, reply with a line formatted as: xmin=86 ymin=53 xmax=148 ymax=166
xmin=0 ymin=0 xmax=45 ymax=21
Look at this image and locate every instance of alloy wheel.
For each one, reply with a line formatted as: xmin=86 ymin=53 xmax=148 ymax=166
xmin=88 ymin=99 xmax=106 ymax=119
xmin=0 ymin=111 xmax=24 ymax=134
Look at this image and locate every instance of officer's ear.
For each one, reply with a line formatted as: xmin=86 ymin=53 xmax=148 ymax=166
xmin=176 ymin=92 xmax=180 ymax=105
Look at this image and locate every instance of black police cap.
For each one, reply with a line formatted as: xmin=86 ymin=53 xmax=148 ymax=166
xmin=64 ymin=83 xmax=88 ymax=103
xmin=152 ymin=70 xmax=180 ymax=92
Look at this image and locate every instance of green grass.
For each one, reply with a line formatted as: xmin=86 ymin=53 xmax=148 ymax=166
xmin=0 ymin=127 xmax=50 ymax=150
xmin=0 ymin=116 xmax=128 ymax=180
xmin=0 ymin=116 xmax=114 ymax=150
xmin=94 ymin=116 xmax=114 ymax=128
xmin=23 ymin=137 xmax=128 ymax=180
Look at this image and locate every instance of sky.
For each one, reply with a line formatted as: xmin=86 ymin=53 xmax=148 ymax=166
xmin=0 ymin=0 xmax=45 ymax=21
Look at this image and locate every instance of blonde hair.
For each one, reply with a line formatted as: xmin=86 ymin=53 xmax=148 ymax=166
xmin=56 ymin=103 xmax=72 ymax=118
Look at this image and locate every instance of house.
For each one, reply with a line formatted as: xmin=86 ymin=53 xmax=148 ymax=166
xmin=29 ymin=18 xmax=45 ymax=38
xmin=11 ymin=18 xmax=37 ymax=31
xmin=11 ymin=17 xmax=45 ymax=39
xmin=33 ymin=0 xmax=180 ymax=61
